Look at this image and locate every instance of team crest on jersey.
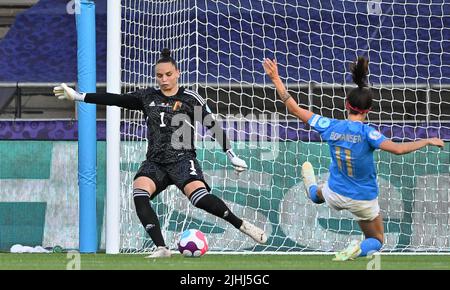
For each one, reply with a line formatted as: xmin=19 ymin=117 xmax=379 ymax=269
xmin=173 ymin=101 xmax=182 ymax=111
xmin=318 ymin=117 xmax=331 ymax=129
xmin=369 ymin=130 xmax=382 ymax=140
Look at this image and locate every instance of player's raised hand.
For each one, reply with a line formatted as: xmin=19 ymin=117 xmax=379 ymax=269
xmin=428 ymin=138 xmax=445 ymax=148
xmin=53 ymin=83 xmax=85 ymax=101
xmin=263 ymin=58 xmax=280 ymax=81
xmin=226 ymin=149 xmax=248 ymax=173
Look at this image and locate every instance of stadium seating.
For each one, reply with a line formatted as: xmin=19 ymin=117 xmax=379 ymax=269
xmin=0 ymin=0 xmax=106 ymax=83
xmin=0 ymin=0 xmax=447 ymax=118
xmin=1 ymin=0 xmax=448 ymax=84
xmin=0 ymin=0 xmax=106 ymax=118
xmin=0 ymin=0 xmax=37 ymax=40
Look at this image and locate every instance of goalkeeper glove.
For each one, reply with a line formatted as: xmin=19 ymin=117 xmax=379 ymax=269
xmin=226 ymin=149 xmax=248 ymax=172
xmin=53 ymin=83 xmax=85 ymax=102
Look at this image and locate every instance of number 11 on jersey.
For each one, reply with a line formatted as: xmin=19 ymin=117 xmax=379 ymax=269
xmin=335 ymin=146 xmax=353 ymax=177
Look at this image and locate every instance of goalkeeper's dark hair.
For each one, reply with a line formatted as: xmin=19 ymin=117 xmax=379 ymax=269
xmin=346 ymin=56 xmax=373 ymax=115
xmin=156 ymin=48 xmax=177 ymax=68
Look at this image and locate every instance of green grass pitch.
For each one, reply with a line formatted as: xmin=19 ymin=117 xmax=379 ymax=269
xmin=1 ymin=253 xmax=450 ymax=270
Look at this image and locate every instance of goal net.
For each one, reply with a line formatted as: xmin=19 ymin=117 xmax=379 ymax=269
xmin=118 ymin=0 xmax=450 ymax=253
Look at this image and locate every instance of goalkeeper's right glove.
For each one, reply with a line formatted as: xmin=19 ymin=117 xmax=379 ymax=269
xmin=53 ymin=83 xmax=85 ymax=102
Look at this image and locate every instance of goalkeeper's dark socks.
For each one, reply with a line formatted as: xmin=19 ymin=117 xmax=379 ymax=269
xmin=359 ymin=238 xmax=382 ymax=257
xmin=133 ymin=188 xmax=166 ymax=247
xmin=190 ymin=187 xmax=243 ymax=229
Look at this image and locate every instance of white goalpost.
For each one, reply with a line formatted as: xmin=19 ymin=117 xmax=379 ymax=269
xmin=105 ymin=0 xmax=122 ymax=254
xmin=106 ymin=0 xmax=450 ymax=254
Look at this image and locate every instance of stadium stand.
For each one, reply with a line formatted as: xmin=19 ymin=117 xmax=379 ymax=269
xmin=0 ymin=0 xmax=106 ymax=119
xmin=0 ymin=0 xmax=448 ymax=119
xmin=0 ymin=1 xmax=38 ymax=40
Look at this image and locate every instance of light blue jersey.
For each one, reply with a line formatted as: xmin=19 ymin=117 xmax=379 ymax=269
xmin=308 ymin=114 xmax=387 ymax=200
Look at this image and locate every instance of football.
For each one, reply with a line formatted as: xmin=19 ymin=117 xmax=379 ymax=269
xmin=177 ymin=229 xmax=208 ymax=257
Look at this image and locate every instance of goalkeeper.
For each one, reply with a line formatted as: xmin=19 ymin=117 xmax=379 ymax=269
xmin=263 ymin=56 xmax=444 ymax=261
xmin=54 ymin=48 xmax=267 ymax=258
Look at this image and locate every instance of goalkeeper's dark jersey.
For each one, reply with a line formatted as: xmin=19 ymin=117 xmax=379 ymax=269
xmin=84 ymin=87 xmax=230 ymax=164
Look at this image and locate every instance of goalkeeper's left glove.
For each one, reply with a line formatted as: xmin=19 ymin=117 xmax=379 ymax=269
xmin=226 ymin=149 xmax=248 ymax=172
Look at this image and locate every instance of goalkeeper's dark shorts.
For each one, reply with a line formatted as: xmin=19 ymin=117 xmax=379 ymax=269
xmin=134 ymin=157 xmax=211 ymax=200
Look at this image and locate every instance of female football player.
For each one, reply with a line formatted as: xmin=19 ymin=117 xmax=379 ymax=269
xmin=263 ymin=56 xmax=444 ymax=260
xmin=54 ymin=48 xmax=267 ymax=258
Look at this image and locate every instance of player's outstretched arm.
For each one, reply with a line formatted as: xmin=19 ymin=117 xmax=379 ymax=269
xmin=202 ymin=107 xmax=248 ymax=172
xmin=379 ymin=138 xmax=444 ymax=155
xmin=263 ymin=58 xmax=313 ymax=124
xmin=53 ymin=83 xmax=143 ymax=110
xmin=53 ymin=83 xmax=85 ymax=101
xmin=204 ymin=118 xmax=248 ymax=172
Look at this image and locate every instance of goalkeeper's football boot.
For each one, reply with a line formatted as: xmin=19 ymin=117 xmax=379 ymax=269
xmin=301 ymin=161 xmax=317 ymax=198
xmin=239 ymin=220 xmax=268 ymax=244
xmin=145 ymin=246 xmax=172 ymax=258
xmin=332 ymin=240 xmax=362 ymax=261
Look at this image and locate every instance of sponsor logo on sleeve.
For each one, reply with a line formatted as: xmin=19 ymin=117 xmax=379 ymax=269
xmin=318 ymin=117 xmax=331 ymax=129
xmin=369 ymin=130 xmax=382 ymax=140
